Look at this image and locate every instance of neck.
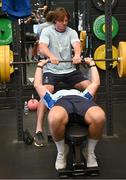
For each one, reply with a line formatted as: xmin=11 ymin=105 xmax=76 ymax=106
xmin=55 ymin=27 xmax=66 ymax=33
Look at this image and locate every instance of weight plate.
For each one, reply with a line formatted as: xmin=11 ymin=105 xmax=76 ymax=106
xmin=117 ymin=42 xmax=126 ymax=78
xmin=0 ymin=18 xmax=12 ymax=45
xmin=5 ymin=46 xmax=10 ymax=82
xmin=0 ymin=46 xmax=6 ymax=83
xmin=10 ymin=50 xmax=14 ymax=74
xmin=0 ymin=0 xmax=2 ymax=7
xmin=91 ymin=0 xmax=118 ymax=11
xmin=80 ymin=31 xmax=86 ymax=51
xmin=93 ymin=15 xmax=119 ymax=41
xmin=0 ymin=45 xmax=10 ymax=83
xmin=94 ymin=44 xmax=118 ymax=70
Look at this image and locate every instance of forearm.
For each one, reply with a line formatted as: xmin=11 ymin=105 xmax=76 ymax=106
xmin=84 ymin=59 xmax=100 ymax=96
xmin=39 ymin=43 xmax=54 ymax=59
xmin=89 ymin=60 xmax=100 ymax=87
xmin=72 ymin=41 xmax=81 ymax=57
xmin=34 ymin=61 xmax=48 ymax=98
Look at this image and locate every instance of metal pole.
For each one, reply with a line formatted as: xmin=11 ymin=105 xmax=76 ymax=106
xmin=12 ymin=20 xmax=24 ymax=141
xmin=105 ymin=0 xmax=114 ymax=136
xmin=73 ymin=0 xmax=79 ymax=32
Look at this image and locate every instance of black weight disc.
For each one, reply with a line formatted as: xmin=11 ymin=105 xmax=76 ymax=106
xmin=91 ymin=0 xmax=118 ymax=11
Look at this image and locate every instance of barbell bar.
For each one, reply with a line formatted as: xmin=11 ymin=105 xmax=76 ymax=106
xmin=0 ymin=42 xmax=126 ymax=83
xmin=10 ymin=57 xmax=119 ymax=65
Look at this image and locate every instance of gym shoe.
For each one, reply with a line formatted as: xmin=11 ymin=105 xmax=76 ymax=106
xmin=34 ymin=131 xmax=45 ymax=147
xmin=55 ymin=144 xmax=69 ymax=170
xmin=86 ymin=152 xmax=98 ymax=168
xmin=83 ymin=148 xmax=98 ymax=168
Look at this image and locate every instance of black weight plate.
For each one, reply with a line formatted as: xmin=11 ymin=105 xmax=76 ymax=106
xmin=92 ymin=0 xmax=118 ymax=11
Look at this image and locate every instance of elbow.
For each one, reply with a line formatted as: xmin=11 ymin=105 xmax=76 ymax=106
xmin=34 ymin=83 xmax=38 ymax=90
xmin=34 ymin=83 xmax=37 ymax=90
xmin=97 ymin=80 xmax=100 ymax=88
xmin=39 ymin=43 xmax=47 ymax=54
xmin=94 ymin=81 xmax=100 ymax=90
xmin=96 ymin=83 xmax=100 ymax=90
xmin=95 ymin=77 xmax=100 ymax=87
xmin=96 ymin=80 xmax=100 ymax=88
xmin=34 ymin=82 xmax=40 ymax=91
xmin=34 ymin=82 xmax=46 ymax=97
xmin=38 ymin=44 xmax=43 ymax=54
xmin=34 ymin=83 xmax=42 ymax=97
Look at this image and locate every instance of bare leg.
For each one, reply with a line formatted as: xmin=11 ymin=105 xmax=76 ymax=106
xmin=48 ymin=106 xmax=69 ymax=170
xmin=48 ymin=106 xmax=69 ymax=141
xmin=34 ymin=84 xmax=54 ymax=147
xmin=74 ymin=79 xmax=91 ymax=91
xmin=83 ymin=106 xmax=106 ymax=167
xmin=85 ymin=106 xmax=106 ymax=139
xmin=35 ymin=84 xmax=54 ymax=133
xmin=35 ymin=101 xmax=47 ymax=133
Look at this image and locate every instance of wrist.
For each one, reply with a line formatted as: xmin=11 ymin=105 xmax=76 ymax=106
xmin=37 ymin=65 xmax=43 ymax=69
xmin=89 ymin=61 xmax=96 ymax=68
xmin=89 ymin=64 xmax=96 ymax=68
xmin=89 ymin=60 xmax=95 ymax=65
xmin=89 ymin=60 xmax=95 ymax=67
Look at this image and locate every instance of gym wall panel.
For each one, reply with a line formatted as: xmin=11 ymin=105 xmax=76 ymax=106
xmin=78 ymin=0 xmax=126 ymax=103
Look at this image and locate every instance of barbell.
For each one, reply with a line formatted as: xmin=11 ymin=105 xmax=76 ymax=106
xmin=0 ymin=42 xmax=126 ymax=83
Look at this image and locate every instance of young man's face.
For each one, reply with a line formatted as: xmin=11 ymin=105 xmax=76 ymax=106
xmin=55 ymin=16 xmax=68 ymax=32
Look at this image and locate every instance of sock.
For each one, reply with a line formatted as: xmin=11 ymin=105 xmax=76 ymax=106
xmin=55 ymin=139 xmax=65 ymax=154
xmin=87 ymin=138 xmax=98 ymax=154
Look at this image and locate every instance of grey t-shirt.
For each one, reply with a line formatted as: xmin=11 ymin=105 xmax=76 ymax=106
xmin=37 ymin=22 xmax=53 ymax=37
xmin=39 ymin=24 xmax=80 ymax=74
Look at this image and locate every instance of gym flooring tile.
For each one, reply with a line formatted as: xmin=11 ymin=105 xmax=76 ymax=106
xmin=0 ymin=103 xmax=126 ymax=179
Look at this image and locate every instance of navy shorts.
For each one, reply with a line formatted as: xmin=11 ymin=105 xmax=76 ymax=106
xmin=43 ymin=69 xmax=88 ymax=86
xmin=54 ymin=95 xmax=97 ymax=117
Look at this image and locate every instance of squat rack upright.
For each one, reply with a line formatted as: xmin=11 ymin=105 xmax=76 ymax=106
xmin=105 ymin=0 xmax=114 ymax=136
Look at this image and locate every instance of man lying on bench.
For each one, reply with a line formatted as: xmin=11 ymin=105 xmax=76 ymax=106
xmin=34 ymin=58 xmax=106 ymax=171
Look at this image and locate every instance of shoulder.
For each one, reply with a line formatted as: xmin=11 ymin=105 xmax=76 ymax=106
xmin=42 ymin=24 xmax=54 ymax=32
xmin=46 ymin=24 xmax=55 ymax=30
xmin=66 ymin=27 xmax=78 ymax=37
xmin=66 ymin=26 xmax=77 ymax=33
xmin=43 ymin=25 xmax=56 ymax=36
xmin=40 ymin=22 xmax=50 ymax=28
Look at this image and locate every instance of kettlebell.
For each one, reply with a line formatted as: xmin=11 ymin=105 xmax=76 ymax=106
xmin=27 ymin=94 xmax=39 ymax=111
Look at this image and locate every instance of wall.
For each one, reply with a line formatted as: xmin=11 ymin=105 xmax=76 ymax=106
xmin=89 ymin=0 xmax=126 ymax=103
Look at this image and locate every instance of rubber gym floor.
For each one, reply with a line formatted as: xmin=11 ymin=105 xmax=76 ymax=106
xmin=0 ymin=103 xmax=126 ymax=179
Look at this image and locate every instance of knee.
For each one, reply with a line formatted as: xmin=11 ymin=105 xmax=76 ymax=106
xmin=48 ymin=108 xmax=68 ymax=127
xmin=93 ymin=110 xmax=106 ymax=126
xmin=48 ymin=113 xmax=61 ymax=126
xmin=86 ymin=107 xmax=106 ymax=126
